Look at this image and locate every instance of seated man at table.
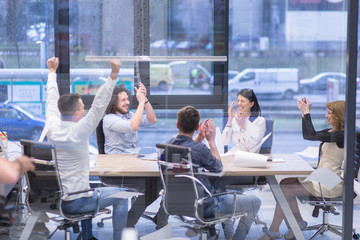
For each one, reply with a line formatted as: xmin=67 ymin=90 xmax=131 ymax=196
xmin=43 ymin=57 xmax=128 ymax=240
xmin=103 ymin=83 xmax=156 ymax=154
xmin=164 ymin=105 xmax=261 ymax=240
xmin=102 ymin=83 xmax=163 ymax=228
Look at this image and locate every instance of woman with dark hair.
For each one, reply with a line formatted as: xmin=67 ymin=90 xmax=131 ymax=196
xmin=222 ymin=88 xmax=265 ymax=154
xmin=260 ymin=98 xmax=346 ymax=240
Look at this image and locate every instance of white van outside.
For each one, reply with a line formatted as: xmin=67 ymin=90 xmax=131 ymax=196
xmin=228 ymin=68 xmax=299 ymax=101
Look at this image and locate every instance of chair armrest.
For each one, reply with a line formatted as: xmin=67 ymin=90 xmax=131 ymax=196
xmin=33 ymin=159 xmax=55 ymax=166
xmin=195 ymin=191 xmax=247 ymax=224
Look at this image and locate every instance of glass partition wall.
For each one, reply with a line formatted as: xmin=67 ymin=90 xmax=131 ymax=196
xmin=0 ymin=0 xmax=358 ymax=238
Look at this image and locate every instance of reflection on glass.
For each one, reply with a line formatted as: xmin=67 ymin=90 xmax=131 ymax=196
xmin=149 ymin=0 xmax=215 ymax=95
xmin=0 ymin=0 xmax=53 ymax=140
xmin=70 ymin=1 xmax=134 ymax=66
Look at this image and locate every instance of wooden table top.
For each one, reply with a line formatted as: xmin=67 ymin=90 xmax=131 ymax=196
xmin=89 ymin=153 xmax=313 ymax=177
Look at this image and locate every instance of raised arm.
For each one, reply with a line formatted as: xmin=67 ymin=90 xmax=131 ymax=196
xmin=138 ymin=82 xmax=157 ymax=124
xmin=75 ymin=60 xmax=120 ymax=134
xmin=45 ymin=57 xmax=61 ymax=122
xmin=130 ymin=83 xmax=147 ymax=131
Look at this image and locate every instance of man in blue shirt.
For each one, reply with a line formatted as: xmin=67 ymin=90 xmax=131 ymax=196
xmin=103 ymin=83 xmax=156 ymax=154
xmin=166 ymin=105 xmax=261 ymax=240
xmin=102 ymin=83 xmax=160 ymax=228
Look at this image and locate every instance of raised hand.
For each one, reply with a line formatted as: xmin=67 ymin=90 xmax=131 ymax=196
xmin=197 ymin=119 xmax=207 ymax=140
xmin=205 ymin=119 xmax=216 ymax=143
xmin=228 ymin=102 xmax=235 ymax=119
xmin=46 ymin=57 xmax=59 ymax=73
xmin=134 ymin=83 xmax=147 ymax=104
xmin=110 ymin=59 xmax=122 ymax=80
xmin=297 ymin=97 xmax=312 ymax=116
xmin=234 ymin=109 xmax=247 ymax=129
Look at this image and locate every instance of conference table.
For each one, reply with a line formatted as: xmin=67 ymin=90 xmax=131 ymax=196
xmin=90 ymin=153 xmax=313 ymax=240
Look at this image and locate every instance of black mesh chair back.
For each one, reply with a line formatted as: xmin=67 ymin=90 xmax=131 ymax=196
xmin=20 ymin=139 xmax=110 ymax=240
xmin=156 ymin=143 xmax=203 ymax=218
xmin=20 ymin=139 xmax=60 ymax=212
xmin=96 ymin=119 xmax=105 ymax=154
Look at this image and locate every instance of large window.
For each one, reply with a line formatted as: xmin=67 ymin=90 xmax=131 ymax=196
xmin=229 ymin=0 xmax=349 ymax=155
xmin=0 ymin=0 xmax=53 ymax=140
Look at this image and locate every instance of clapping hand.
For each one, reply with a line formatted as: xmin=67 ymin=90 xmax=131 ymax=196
xmin=134 ymin=82 xmax=147 ymax=104
xmin=234 ymin=109 xmax=247 ymax=129
xmin=228 ymin=102 xmax=235 ymax=119
xmin=297 ymin=97 xmax=312 ymax=116
xmin=204 ymin=119 xmax=216 ymax=143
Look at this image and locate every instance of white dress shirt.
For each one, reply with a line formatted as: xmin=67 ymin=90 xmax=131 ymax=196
xmin=222 ymin=116 xmax=266 ymax=154
xmin=45 ymin=72 xmax=117 ymax=200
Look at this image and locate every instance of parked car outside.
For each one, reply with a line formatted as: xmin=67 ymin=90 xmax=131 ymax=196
xmin=228 ymin=68 xmax=299 ymax=101
xmin=150 ymin=39 xmax=176 ymax=49
xmin=299 ymin=72 xmax=359 ymax=94
xmin=0 ymin=103 xmax=45 ymax=140
xmin=228 ymin=70 xmax=240 ymax=80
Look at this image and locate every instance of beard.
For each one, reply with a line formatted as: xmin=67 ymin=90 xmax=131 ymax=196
xmin=116 ymin=105 xmax=129 ymax=114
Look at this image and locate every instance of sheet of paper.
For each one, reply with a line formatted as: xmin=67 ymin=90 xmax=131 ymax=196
xmin=105 ymin=191 xmax=144 ymax=199
xmin=251 ymin=132 xmax=272 ymax=152
xmin=271 ymin=158 xmax=286 ymax=163
xmin=89 ymin=160 xmax=96 ymax=168
xmin=141 ymin=152 xmax=158 ymax=161
xmin=295 ymin=146 xmax=319 ymax=159
xmin=233 ymin=150 xmax=268 ymax=168
xmin=302 ymin=167 xmax=342 ymax=189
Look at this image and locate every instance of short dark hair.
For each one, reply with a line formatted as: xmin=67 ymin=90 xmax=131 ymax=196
xmin=57 ymin=93 xmax=81 ymax=117
xmin=177 ymin=106 xmax=200 ymax=133
xmin=105 ymin=84 xmax=131 ymax=114
xmin=238 ymin=88 xmax=261 ymax=117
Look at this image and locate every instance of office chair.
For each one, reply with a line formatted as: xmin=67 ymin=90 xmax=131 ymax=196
xmin=20 ymin=139 xmax=110 ymax=240
xmin=259 ymin=119 xmax=274 ymax=155
xmin=156 ymin=143 xmax=246 ymax=240
xmin=297 ymin=134 xmax=360 ymax=240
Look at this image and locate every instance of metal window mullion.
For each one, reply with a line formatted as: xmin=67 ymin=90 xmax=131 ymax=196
xmin=343 ymin=0 xmax=358 ymax=239
xmin=54 ymin=0 xmax=70 ymax=96
xmin=134 ymin=0 xmax=150 ymax=108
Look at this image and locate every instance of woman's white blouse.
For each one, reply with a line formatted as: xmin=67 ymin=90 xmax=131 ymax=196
xmin=222 ymin=116 xmax=266 ymax=154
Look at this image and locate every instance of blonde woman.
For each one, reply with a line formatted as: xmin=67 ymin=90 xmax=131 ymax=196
xmin=261 ymin=98 xmax=345 ymax=240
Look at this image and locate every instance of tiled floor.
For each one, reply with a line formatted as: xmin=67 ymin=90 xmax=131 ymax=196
xmin=1 ymin=184 xmax=360 ymax=240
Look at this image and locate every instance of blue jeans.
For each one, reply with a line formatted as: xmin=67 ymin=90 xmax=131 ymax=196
xmin=61 ymin=187 xmax=128 ymax=240
xmin=205 ymin=194 xmax=261 ymax=240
